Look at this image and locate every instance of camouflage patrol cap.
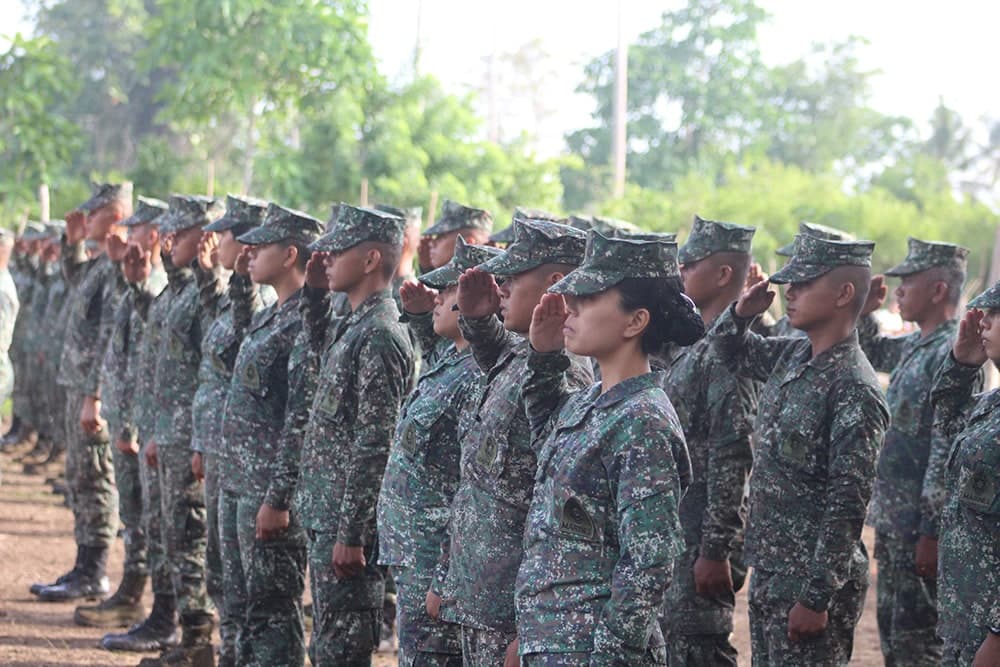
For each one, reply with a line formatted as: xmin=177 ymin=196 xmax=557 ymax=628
xmin=160 ymin=195 xmax=225 ymax=234
xmin=884 ymin=237 xmax=970 ymax=277
xmin=590 ymin=215 xmax=642 ymax=237
xmin=678 ymin=215 xmax=756 ymax=264
xmin=968 ymin=280 xmax=1000 ymax=310
xmin=769 ymin=235 xmax=875 ymax=285
xmin=622 ymin=230 xmax=678 ymax=243
xmin=567 ymin=214 xmax=595 ymax=231
xmin=77 ymin=181 xmax=133 ymax=214
xmin=121 ymin=196 xmax=169 ymax=227
xmin=419 ymin=236 xmax=503 ymax=289
xmin=309 ymin=205 xmax=406 ymax=253
xmin=423 ymin=199 xmax=493 ymax=236
xmin=375 ymin=204 xmax=422 ymax=227
xmin=550 ymin=231 xmax=680 ymax=296
xmin=324 ymin=203 xmax=345 ymax=233
xmin=478 ymin=218 xmax=587 ymax=276
xmin=490 ymin=207 xmax=567 ymax=245
xmin=237 ymin=203 xmax=324 ymax=246
xmin=44 ymin=220 xmax=66 ymax=238
xmin=777 ymin=221 xmax=855 ymax=256
xmin=20 ymin=221 xmax=47 ymax=241
xmin=204 ymin=194 xmax=268 ymax=233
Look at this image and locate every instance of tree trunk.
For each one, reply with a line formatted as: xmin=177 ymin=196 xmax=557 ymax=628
xmin=241 ymin=100 xmax=258 ymax=195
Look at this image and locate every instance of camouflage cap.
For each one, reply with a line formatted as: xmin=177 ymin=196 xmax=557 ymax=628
xmin=550 ymin=231 xmax=680 ymax=296
xmin=324 ymin=203 xmax=345 ymax=233
xmin=77 ymin=181 xmax=133 ymax=214
xmin=567 ymin=214 xmax=595 ymax=231
xmin=423 ymin=199 xmax=493 ymax=236
xmin=769 ymin=234 xmax=875 ymax=285
xmin=968 ymin=280 xmax=1000 ymax=310
xmin=777 ymin=221 xmax=855 ymax=256
xmin=121 ymin=196 xmax=169 ymax=227
xmin=160 ymin=195 xmax=225 ymax=234
xmin=419 ymin=236 xmax=503 ymax=289
xmin=309 ymin=205 xmax=406 ymax=253
xmin=490 ymin=207 xmax=567 ymax=245
xmin=478 ymin=218 xmax=587 ymax=276
xmin=237 ymin=203 xmax=324 ymax=246
xmin=884 ymin=237 xmax=970 ymax=277
xmin=375 ymin=204 xmax=423 ymax=227
xmin=44 ymin=220 xmax=66 ymax=238
xmin=622 ymin=230 xmax=678 ymax=243
xmin=678 ymin=215 xmax=756 ymax=264
xmin=590 ymin=215 xmax=642 ymax=237
xmin=20 ymin=221 xmax=48 ymax=241
xmin=204 ymin=194 xmax=268 ymax=233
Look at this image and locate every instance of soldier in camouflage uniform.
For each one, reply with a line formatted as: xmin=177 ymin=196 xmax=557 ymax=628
xmin=711 ymin=235 xmax=890 ymax=666
xmin=291 ymin=206 xmax=413 ymax=666
xmin=441 ymin=218 xmax=593 ymax=665
xmin=931 ymin=284 xmax=1000 ymax=666
xmin=74 ymin=197 xmax=170 ymax=628
xmin=140 ymin=194 xmax=226 ymax=665
xmin=423 ymin=199 xmax=493 ymax=269
xmin=33 ymin=183 xmax=133 ymax=602
xmin=657 ymin=217 xmax=758 ymax=666
xmin=218 ymin=204 xmax=322 ymax=666
xmin=378 ymin=237 xmax=501 ymax=666
xmin=756 ymin=222 xmax=857 ymax=339
xmin=102 ymin=209 xmax=182 ymax=654
xmin=515 ymin=232 xmax=700 ymax=664
xmin=192 ymin=194 xmax=270 ymax=666
xmin=3 ymin=223 xmax=40 ymax=450
xmin=857 ymin=237 xmax=973 ymax=666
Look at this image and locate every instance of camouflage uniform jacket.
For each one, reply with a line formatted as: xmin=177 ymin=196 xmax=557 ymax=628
xmin=40 ymin=273 xmax=70 ymax=379
xmin=152 ymin=265 xmax=211 ymax=449
xmin=516 ymin=350 xmax=685 ymax=659
xmin=378 ymin=341 xmax=483 ymax=568
xmin=22 ymin=263 xmax=55 ymax=375
xmin=437 ymin=314 xmax=593 ymax=632
xmin=931 ymin=354 xmax=1000 ymax=642
xmin=662 ymin=327 xmax=757 ymax=562
xmin=191 ymin=271 xmax=268 ymax=471
xmin=100 ymin=266 xmax=167 ymax=435
xmin=133 ymin=262 xmax=179 ymax=444
xmin=710 ymin=306 xmax=889 ymax=611
xmin=294 ymin=288 xmax=414 ymax=543
xmin=222 ymin=290 xmax=303 ymax=501
xmin=859 ymin=316 xmax=976 ymax=540
xmin=58 ymin=244 xmax=120 ymax=395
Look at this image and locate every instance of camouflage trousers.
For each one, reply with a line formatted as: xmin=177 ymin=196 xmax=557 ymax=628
xmin=156 ymin=441 xmax=211 ymax=620
xmin=236 ymin=495 xmax=307 ymax=667
xmin=44 ymin=375 xmax=66 ymax=454
xmin=748 ymin=567 xmax=867 ymax=667
xmin=459 ymin=625 xmax=517 ymax=667
xmin=392 ymin=564 xmax=461 ymax=666
xmin=219 ymin=489 xmax=248 ymax=660
xmin=941 ymin=632 xmax=990 ymax=667
xmin=874 ymin=532 xmax=941 ymax=666
xmin=203 ymin=455 xmax=235 ymax=662
xmin=139 ymin=439 xmax=171 ymax=595
xmin=661 ymin=545 xmax=744 ymax=666
xmin=306 ymin=530 xmax=383 ymax=667
xmin=64 ymin=390 xmax=118 ymax=547
xmin=107 ymin=418 xmax=147 ymax=576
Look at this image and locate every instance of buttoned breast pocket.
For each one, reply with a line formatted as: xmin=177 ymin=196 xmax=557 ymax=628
xmin=775 ymin=406 xmax=824 ymax=474
xmin=550 ymin=482 xmax=608 ymax=546
xmin=398 ymin=399 xmax=454 ymax=464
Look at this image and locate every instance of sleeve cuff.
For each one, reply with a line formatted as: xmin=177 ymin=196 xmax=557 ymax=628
xmin=798 ymin=582 xmax=832 ymax=613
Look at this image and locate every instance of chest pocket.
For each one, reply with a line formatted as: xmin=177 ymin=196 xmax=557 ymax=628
xmin=775 ymin=397 xmax=824 ymax=472
xmin=958 ymin=462 xmax=1000 ymax=516
xmin=472 ymin=392 xmax=520 ymax=476
xmin=551 ymin=482 xmax=608 ymax=545
xmin=400 ymin=399 xmax=458 ymax=471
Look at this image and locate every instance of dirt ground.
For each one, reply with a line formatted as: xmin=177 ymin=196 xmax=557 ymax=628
xmin=0 ymin=449 xmax=882 ymax=666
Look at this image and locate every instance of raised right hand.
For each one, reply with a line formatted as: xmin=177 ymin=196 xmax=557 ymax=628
xmin=198 ymin=231 xmax=220 ymax=271
xmin=65 ymin=209 xmax=86 ymax=244
xmin=861 ymin=274 xmax=888 ymax=317
xmin=417 ymin=236 xmax=434 ymax=273
xmin=122 ymin=244 xmax=152 ymax=284
xmin=457 ymin=268 xmax=501 ymax=319
xmin=305 ymin=251 xmax=329 ymax=289
xmin=734 ymin=279 xmax=775 ymax=319
xmin=953 ymin=309 xmax=988 ymax=367
xmin=107 ymin=234 xmax=129 ymax=263
xmin=399 ymin=280 xmax=436 ymax=314
xmin=529 ymin=293 xmax=568 ymax=353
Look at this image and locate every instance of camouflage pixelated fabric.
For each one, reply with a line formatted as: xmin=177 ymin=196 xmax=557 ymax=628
xmin=549 ymin=231 xmax=678 ymax=297
xmin=885 ymin=237 xmax=969 ymax=277
xmin=516 ymin=352 xmax=684 ymax=660
xmin=310 ymin=205 xmax=406 ymax=253
xmin=710 ymin=307 xmax=889 ymax=612
xmin=931 ymin=355 xmax=1000 ymax=653
xmin=121 ymin=196 xmax=169 ymax=227
xmin=20 ymin=221 xmax=48 ymax=241
xmin=204 ymin=194 xmax=269 ymax=233
xmin=769 ymin=235 xmax=874 ymax=285
xmin=967 ymin=279 xmax=1000 ymax=309
xmin=237 ymin=203 xmax=323 ymax=246
xmin=159 ymin=194 xmax=225 ymax=234
xmin=776 ymin=221 xmax=855 ymax=256
xmin=622 ymin=230 xmax=677 ymax=243
xmin=478 ymin=219 xmax=586 ymax=276
xmin=591 ymin=215 xmax=642 ymax=237
xmin=375 ymin=203 xmax=423 ymax=227
xmin=678 ymin=215 xmax=755 ymax=264
xmin=491 ymin=207 xmax=567 ymax=244
xmin=419 ymin=236 xmax=503 ymax=289
xmin=78 ymin=181 xmax=133 ymax=213
xmin=423 ymin=199 xmax=493 ymax=236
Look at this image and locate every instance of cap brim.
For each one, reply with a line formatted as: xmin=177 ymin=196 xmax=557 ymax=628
xmin=769 ymin=260 xmax=832 ymax=285
xmin=677 ymin=245 xmax=710 ymax=265
xmin=309 ymin=230 xmax=356 ymax=253
xmin=968 ymin=285 xmax=1000 ymax=310
xmin=418 ymin=265 xmax=461 ymax=289
xmin=776 ymin=242 xmax=795 ymax=257
xmin=204 ymin=214 xmax=244 ymax=233
xmin=423 ymin=219 xmax=456 ymax=236
xmin=883 ymin=260 xmax=919 ymax=277
xmin=477 ymin=251 xmax=533 ymax=276
xmin=236 ymin=226 xmax=283 ymax=245
xmin=548 ymin=268 xmax=621 ymax=296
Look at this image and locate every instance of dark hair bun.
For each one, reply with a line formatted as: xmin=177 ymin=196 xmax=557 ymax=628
xmin=617 ymin=276 xmax=705 ymax=355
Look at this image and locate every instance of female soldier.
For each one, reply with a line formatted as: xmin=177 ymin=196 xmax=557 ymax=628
xmin=515 ymin=232 xmax=701 ymax=665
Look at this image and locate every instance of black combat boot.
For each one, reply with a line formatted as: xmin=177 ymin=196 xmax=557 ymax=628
xmin=37 ymin=544 xmax=110 ymax=601
xmin=75 ymin=570 xmax=148 ymax=627
xmin=139 ymin=614 xmax=214 ymax=667
xmin=30 ymin=544 xmax=82 ymax=595
xmin=101 ymin=593 xmax=180 ymax=652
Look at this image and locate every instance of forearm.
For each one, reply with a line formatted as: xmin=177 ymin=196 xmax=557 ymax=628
xmin=459 ymin=314 xmax=515 ymax=372
xmin=857 ymin=313 xmax=904 ymax=373
xmin=523 ymin=348 xmax=572 ymax=443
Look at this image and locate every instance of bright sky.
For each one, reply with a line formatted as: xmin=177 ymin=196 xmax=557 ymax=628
xmin=2 ymin=0 xmax=995 ymax=156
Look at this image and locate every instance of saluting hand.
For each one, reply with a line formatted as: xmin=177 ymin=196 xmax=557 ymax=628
xmin=107 ymin=234 xmax=129 ymax=263
xmin=198 ymin=231 xmax=220 ymax=271
xmin=861 ymin=274 xmax=888 ymax=317
xmin=417 ymin=236 xmax=434 ymax=273
xmin=65 ymin=209 xmax=86 ymax=244
xmin=305 ymin=251 xmax=329 ymax=289
xmin=457 ymin=268 xmax=501 ymax=319
xmin=529 ymin=293 xmax=568 ymax=353
xmin=399 ymin=280 xmax=436 ymax=315
xmin=123 ymin=244 xmax=152 ymax=284
xmin=734 ymin=279 xmax=775 ymax=319
xmin=744 ymin=262 xmax=768 ymax=293
xmin=234 ymin=246 xmax=252 ymax=276
xmin=954 ymin=309 xmax=988 ymax=367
